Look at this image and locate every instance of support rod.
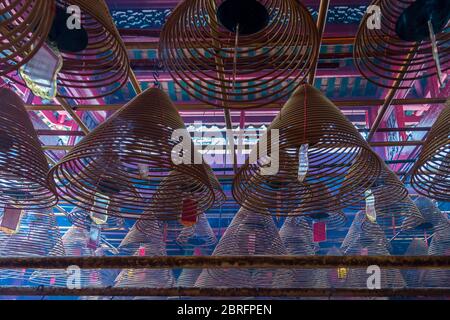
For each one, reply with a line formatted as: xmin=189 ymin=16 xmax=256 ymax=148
xmin=55 ymin=98 xmax=90 ymax=135
xmin=0 ymin=287 xmax=448 ymax=298
xmin=0 ymin=256 xmax=448 ymax=270
xmin=308 ymin=0 xmax=330 ymax=84
xmin=129 ymin=69 xmax=143 ymax=95
xmin=367 ymin=47 xmax=418 ymax=141
xmin=26 ymin=98 xmax=447 ymax=112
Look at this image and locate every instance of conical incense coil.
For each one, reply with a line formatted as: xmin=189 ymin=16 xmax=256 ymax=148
xmin=408 ymin=197 xmax=450 ymax=236
xmin=29 ymin=226 xmax=107 ymax=288
xmin=412 ymin=103 xmax=450 ymax=202
xmin=0 ymin=208 xmax=64 ymax=281
xmin=354 ymin=0 xmax=450 ymax=89
xmin=347 ymin=160 xmax=409 ymax=212
xmin=0 ymin=0 xmax=55 ymax=76
xmin=115 ymin=225 xmax=175 ymax=288
xmin=0 ymin=88 xmax=56 ymax=208
xmin=233 ymin=84 xmax=382 ymax=217
xmin=344 ymin=218 xmax=405 ymax=289
xmin=195 ymin=207 xmax=288 ymax=288
xmin=274 ymin=216 xmax=321 ymax=288
xmin=422 ymin=227 xmax=450 ymax=288
xmin=374 ymin=196 xmax=425 ymax=238
xmin=314 ymin=247 xmax=348 ymax=289
xmin=288 ymin=184 xmax=347 ymax=231
xmin=402 ymin=238 xmax=428 ymax=288
xmin=9 ymin=0 xmax=129 ymax=99
xmin=48 ymin=88 xmax=224 ymax=220
xmin=159 ymin=0 xmax=319 ymax=109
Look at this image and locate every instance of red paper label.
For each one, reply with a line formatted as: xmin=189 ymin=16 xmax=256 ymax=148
xmin=313 ymin=221 xmax=326 ymax=242
xmin=138 ymin=246 xmax=146 ymax=256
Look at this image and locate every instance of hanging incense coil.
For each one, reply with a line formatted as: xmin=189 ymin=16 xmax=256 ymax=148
xmin=0 ymin=0 xmax=55 ymax=76
xmin=274 ymin=216 xmax=320 ymax=288
xmin=9 ymin=0 xmax=129 ymax=99
xmin=66 ymin=207 xmax=126 ymax=232
xmin=348 ymin=160 xmax=409 ymax=211
xmin=402 ymin=238 xmax=428 ymax=288
xmin=48 ymin=88 xmax=224 ymax=220
xmin=0 ymin=88 xmax=56 ymax=208
xmin=195 ymin=207 xmax=288 ymax=288
xmin=178 ymin=269 xmax=203 ymax=288
xmin=354 ymin=0 xmax=450 ymax=89
xmin=344 ymin=216 xmax=405 ymax=289
xmin=233 ymin=84 xmax=382 ymax=217
xmin=411 ymin=103 xmax=449 ymax=202
xmin=29 ymin=226 xmax=109 ymax=288
xmin=375 ymin=196 xmax=425 ymax=237
xmin=159 ymin=0 xmax=319 ymax=109
xmin=0 ymin=209 xmax=64 ymax=281
xmin=315 ymin=247 xmax=348 ymax=289
xmin=115 ymin=224 xmax=176 ymax=289
xmin=412 ymin=197 xmax=450 ymax=234
xmin=422 ymin=227 xmax=450 ymax=288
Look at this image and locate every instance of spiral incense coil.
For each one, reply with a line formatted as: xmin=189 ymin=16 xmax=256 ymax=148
xmin=422 ymin=227 xmax=450 ymax=288
xmin=375 ymin=196 xmax=425 ymax=237
xmin=48 ymin=88 xmax=223 ymax=220
xmin=233 ymin=84 xmax=382 ymax=217
xmin=0 ymin=88 xmax=56 ymax=208
xmin=344 ymin=218 xmax=405 ymax=289
xmin=159 ymin=0 xmax=319 ymax=109
xmin=29 ymin=226 xmax=109 ymax=288
xmin=402 ymin=238 xmax=428 ymax=288
xmin=195 ymin=207 xmax=288 ymax=288
xmin=67 ymin=207 xmax=126 ymax=232
xmin=411 ymin=103 xmax=450 ymax=202
xmin=354 ymin=0 xmax=450 ymax=89
xmin=274 ymin=216 xmax=320 ymax=288
xmin=118 ymin=222 xmax=165 ymax=256
xmin=314 ymin=247 xmax=348 ymax=289
xmin=0 ymin=0 xmax=55 ymax=76
xmin=0 ymin=209 xmax=64 ymax=281
xmin=412 ymin=197 xmax=450 ymax=233
xmin=348 ymin=160 xmax=409 ymax=211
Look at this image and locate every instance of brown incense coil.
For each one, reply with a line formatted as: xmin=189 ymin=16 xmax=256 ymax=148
xmin=274 ymin=216 xmax=320 ymax=288
xmin=114 ymin=243 xmax=176 ymax=288
xmin=354 ymin=0 xmax=450 ymax=89
xmin=9 ymin=0 xmax=129 ymax=99
xmin=115 ymin=224 xmax=175 ymax=288
xmin=195 ymin=207 xmax=288 ymax=288
xmin=233 ymin=84 xmax=382 ymax=217
xmin=0 ymin=88 xmax=56 ymax=208
xmin=67 ymin=207 xmax=126 ymax=231
xmin=159 ymin=0 xmax=319 ymax=109
xmin=0 ymin=0 xmax=55 ymax=76
xmin=314 ymin=247 xmax=348 ymax=289
xmin=422 ymin=227 xmax=450 ymax=288
xmin=374 ymin=196 xmax=425 ymax=238
xmin=118 ymin=222 xmax=165 ymax=256
xmin=29 ymin=226 xmax=109 ymax=288
xmin=411 ymin=104 xmax=450 ymax=201
xmin=344 ymin=218 xmax=405 ymax=289
xmin=48 ymin=88 xmax=224 ymax=220
xmin=348 ymin=160 xmax=409 ymax=211
xmin=402 ymin=239 xmax=428 ymax=288
xmin=289 ymin=185 xmax=348 ymax=231
xmin=0 ymin=209 xmax=64 ymax=281
xmin=411 ymin=197 xmax=450 ymax=234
